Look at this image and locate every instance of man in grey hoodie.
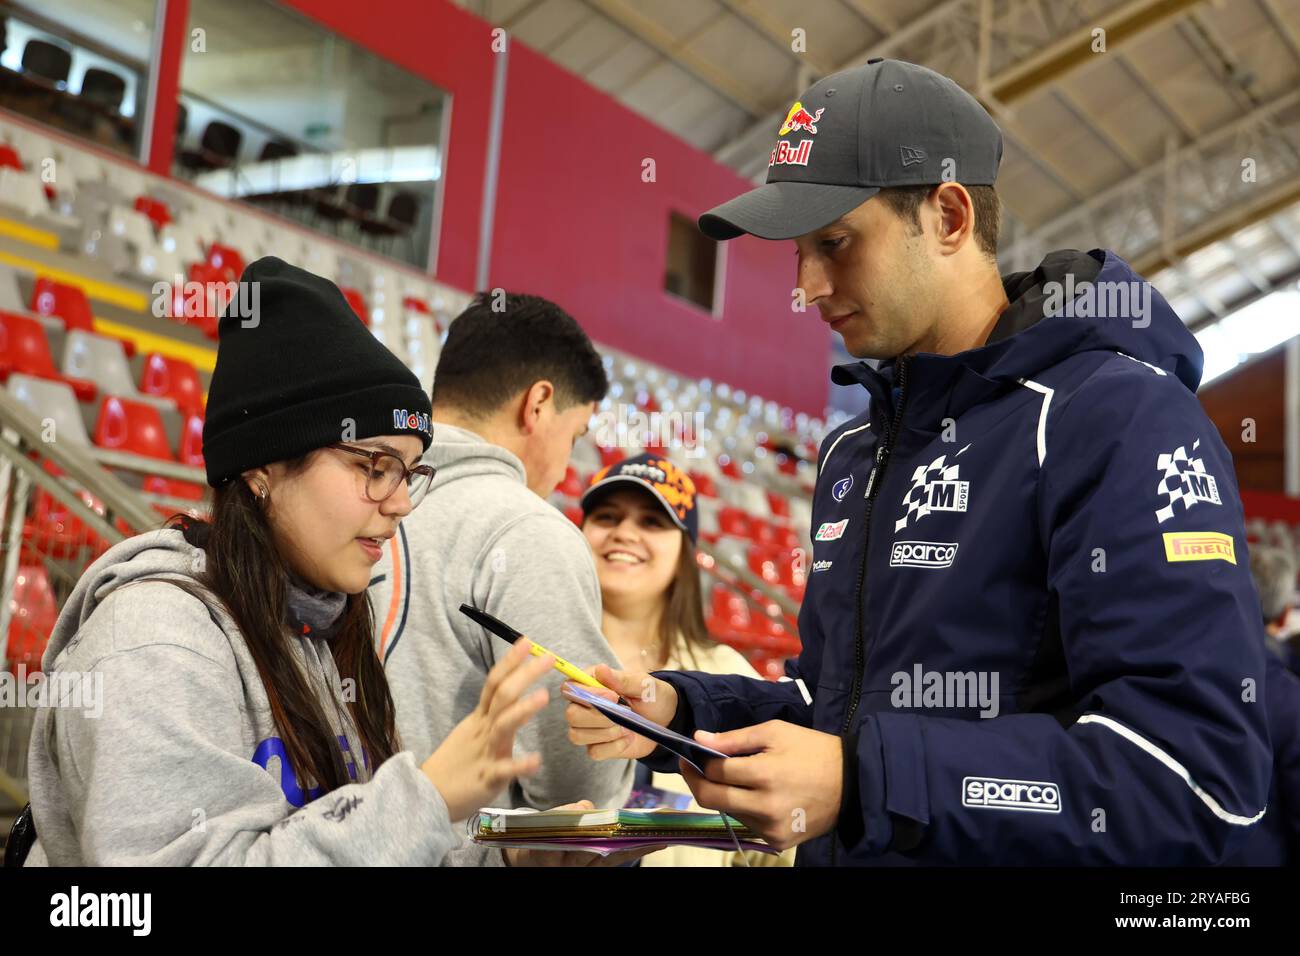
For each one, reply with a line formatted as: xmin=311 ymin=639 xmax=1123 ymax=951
xmin=370 ymin=292 xmax=632 ymax=865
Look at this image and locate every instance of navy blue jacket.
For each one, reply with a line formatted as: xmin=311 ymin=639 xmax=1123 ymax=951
xmin=1227 ymin=652 xmax=1300 ymax=864
xmin=647 ymin=249 xmax=1273 ymax=865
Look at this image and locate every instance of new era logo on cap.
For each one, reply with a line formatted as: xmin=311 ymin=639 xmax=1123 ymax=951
xmin=900 ymin=145 xmax=927 ymax=167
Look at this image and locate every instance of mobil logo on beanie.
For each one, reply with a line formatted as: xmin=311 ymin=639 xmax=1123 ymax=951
xmin=393 ymin=409 xmax=431 ymax=435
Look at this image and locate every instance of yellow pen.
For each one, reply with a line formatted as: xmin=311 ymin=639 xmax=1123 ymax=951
xmin=458 ymin=604 xmax=619 ymax=698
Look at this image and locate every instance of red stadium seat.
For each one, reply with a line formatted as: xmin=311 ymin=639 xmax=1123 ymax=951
xmin=6 ymin=563 xmax=57 ymax=674
xmin=766 ymin=490 xmax=790 ymax=518
xmin=0 ymin=144 xmax=23 ymax=170
xmin=178 ymin=414 xmax=205 ymax=467
xmin=563 ymin=503 xmax=583 ymax=526
xmin=143 ymin=476 xmax=203 ymax=498
xmin=689 ymin=471 xmax=717 ymax=497
xmin=717 ymin=506 xmax=750 ymax=538
xmin=139 ymin=352 xmax=204 ymax=417
xmin=0 ymin=311 xmax=97 ymax=401
xmin=341 ymin=286 xmax=370 ymax=326
xmin=718 ymin=456 xmax=740 ymax=479
xmin=93 ymin=396 xmax=175 ymax=461
xmin=30 ymin=277 xmax=95 ymax=333
xmin=597 ymin=445 xmax=622 ymax=467
xmin=23 ymin=471 xmax=109 ymax=562
xmin=30 ymin=278 xmax=137 ymax=358
xmin=403 ymin=295 xmax=430 ymax=313
xmin=142 ymin=475 xmax=206 ymax=519
xmin=205 ymin=243 xmax=246 ymax=283
xmin=165 ymin=263 xmax=224 ymax=338
xmin=133 ymin=196 xmax=172 ymax=230
xmin=557 ymin=465 xmax=584 ymax=498
xmin=708 ymin=585 xmax=752 ymax=640
xmin=749 ymin=654 xmax=788 ymax=681
xmin=747 ymin=545 xmax=783 ymax=586
xmin=761 ymin=522 xmax=799 ymax=550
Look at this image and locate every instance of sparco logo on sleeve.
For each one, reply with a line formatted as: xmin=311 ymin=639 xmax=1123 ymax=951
xmin=890 ymin=540 xmax=958 ymax=569
xmin=962 ymin=776 xmax=1062 ymax=813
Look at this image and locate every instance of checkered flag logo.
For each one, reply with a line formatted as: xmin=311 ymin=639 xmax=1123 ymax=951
xmin=1155 ymin=438 xmax=1221 ymax=524
xmin=896 ymin=454 xmax=959 ymax=532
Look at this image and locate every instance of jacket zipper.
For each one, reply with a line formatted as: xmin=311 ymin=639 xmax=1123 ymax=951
xmin=831 ymin=358 xmax=909 ymax=865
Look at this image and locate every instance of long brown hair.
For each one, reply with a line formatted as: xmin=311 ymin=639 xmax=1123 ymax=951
xmin=662 ymin=533 xmax=713 ymax=669
xmin=585 ymin=486 xmax=714 ymax=668
xmin=168 ymin=463 xmax=399 ymax=797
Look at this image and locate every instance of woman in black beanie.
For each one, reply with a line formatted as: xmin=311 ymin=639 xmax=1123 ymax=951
xmin=19 ymin=258 xmax=557 ymax=865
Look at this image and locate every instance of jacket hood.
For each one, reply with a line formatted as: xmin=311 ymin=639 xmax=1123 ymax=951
xmin=425 ymin=422 xmax=528 ymax=487
xmin=832 ymin=249 xmax=1204 ymax=417
xmin=43 ymin=528 xmax=208 ymax=669
xmin=983 ymin=248 xmax=1202 ymax=390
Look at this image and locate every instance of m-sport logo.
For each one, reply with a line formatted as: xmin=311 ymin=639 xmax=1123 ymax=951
xmin=962 ymin=776 xmax=1062 ymax=814
xmin=896 ymin=454 xmax=969 ymax=532
xmin=890 ymin=540 xmax=958 ymax=569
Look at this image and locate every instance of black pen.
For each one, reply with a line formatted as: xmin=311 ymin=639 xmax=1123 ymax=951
xmin=458 ymin=604 xmax=629 ymax=704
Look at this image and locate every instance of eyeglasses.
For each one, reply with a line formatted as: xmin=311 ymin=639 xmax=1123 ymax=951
xmin=328 ymin=443 xmax=435 ymax=508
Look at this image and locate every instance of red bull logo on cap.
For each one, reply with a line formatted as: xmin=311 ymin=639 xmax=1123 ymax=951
xmin=779 ymin=101 xmax=825 ymax=136
xmin=769 ymin=140 xmax=813 ymax=168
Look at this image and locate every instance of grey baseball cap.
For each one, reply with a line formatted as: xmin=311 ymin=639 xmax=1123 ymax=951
xmin=700 ymin=58 xmax=1003 ymax=241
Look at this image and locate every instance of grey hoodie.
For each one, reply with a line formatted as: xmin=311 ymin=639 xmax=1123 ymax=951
xmin=24 ymin=528 xmax=456 ymax=866
xmin=369 ymin=424 xmax=632 ymax=865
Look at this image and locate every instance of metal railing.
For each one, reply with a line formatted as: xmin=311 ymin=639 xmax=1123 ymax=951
xmin=0 ymin=388 xmax=186 ymax=808
xmin=0 ymin=392 xmax=166 ymax=660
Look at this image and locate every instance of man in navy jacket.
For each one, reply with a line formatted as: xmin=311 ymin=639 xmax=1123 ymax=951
xmin=566 ymin=59 xmax=1273 ymax=865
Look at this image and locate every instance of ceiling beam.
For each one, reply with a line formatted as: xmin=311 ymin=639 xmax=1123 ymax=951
xmin=836 ymin=0 xmax=897 ymax=37
xmin=1260 ymin=0 xmax=1300 ymax=67
xmin=1024 ymin=87 xmax=1300 ymax=253
xmin=1051 ymin=85 xmax=1143 ymax=172
xmin=985 ymin=0 xmax=1203 ymax=105
xmin=578 ymin=0 xmax=768 ymax=116
xmin=1132 ymin=179 xmax=1300 ymax=276
xmin=1115 ymin=51 xmax=1199 ymax=140
xmin=713 ymin=0 xmax=837 ymax=75
xmin=714 ymin=0 xmax=969 ymax=167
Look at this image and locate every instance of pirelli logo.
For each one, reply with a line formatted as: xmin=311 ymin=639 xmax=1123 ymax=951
xmin=1163 ymin=531 xmax=1236 ymax=565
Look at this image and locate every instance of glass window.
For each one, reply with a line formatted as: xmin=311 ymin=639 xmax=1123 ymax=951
xmin=178 ymin=0 xmax=448 ymax=270
xmin=665 ymin=211 xmax=718 ymax=313
xmin=0 ymin=0 xmax=155 ymax=159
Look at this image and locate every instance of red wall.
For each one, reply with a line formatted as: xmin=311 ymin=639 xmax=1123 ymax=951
xmin=492 ymin=41 xmax=828 ymax=413
xmin=281 ymin=0 xmax=829 ymax=413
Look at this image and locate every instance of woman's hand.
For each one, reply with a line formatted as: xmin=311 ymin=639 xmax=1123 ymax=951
xmin=564 ymin=664 xmax=679 ymax=761
xmin=422 ymin=639 xmax=555 ymax=821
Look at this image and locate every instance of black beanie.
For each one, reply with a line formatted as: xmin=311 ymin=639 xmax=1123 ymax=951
xmin=201 ymin=257 xmax=432 ymax=487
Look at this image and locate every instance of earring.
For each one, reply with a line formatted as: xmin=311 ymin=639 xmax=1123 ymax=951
xmin=257 ymin=483 xmax=268 ymax=500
